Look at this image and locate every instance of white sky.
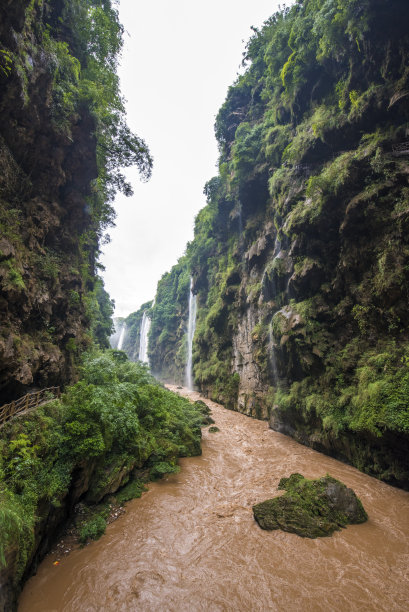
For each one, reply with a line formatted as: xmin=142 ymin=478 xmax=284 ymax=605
xmin=101 ymin=0 xmax=287 ymax=317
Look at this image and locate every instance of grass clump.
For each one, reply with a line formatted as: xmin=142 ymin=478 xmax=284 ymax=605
xmin=114 ymin=479 xmax=147 ymax=505
xmin=78 ymin=515 xmax=107 ymax=545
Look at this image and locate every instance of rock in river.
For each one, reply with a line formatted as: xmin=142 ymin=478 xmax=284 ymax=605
xmin=253 ymin=473 xmax=368 ymax=538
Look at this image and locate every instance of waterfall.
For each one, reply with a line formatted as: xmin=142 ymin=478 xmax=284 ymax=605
xmin=117 ymin=324 xmax=126 ymax=350
xmin=269 ymin=320 xmax=279 ymax=386
xmin=185 ymin=278 xmax=197 ymax=390
xmin=237 ymin=201 xmax=244 ymax=255
xmin=238 ymin=201 xmax=243 ymax=236
xmin=138 ymin=311 xmax=151 ymax=364
xmin=110 ymin=320 xmax=125 ymax=349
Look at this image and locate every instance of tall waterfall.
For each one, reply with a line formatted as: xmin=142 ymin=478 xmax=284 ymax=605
xmin=117 ymin=324 xmax=126 ymax=350
xmin=138 ymin=311 xmax=151 ymax=364
xmin=185 ymin=278 xmax=197 ymax=390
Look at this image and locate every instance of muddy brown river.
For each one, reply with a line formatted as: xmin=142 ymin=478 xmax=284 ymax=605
xmin=19 ymin=387 xmax=409 ymax=611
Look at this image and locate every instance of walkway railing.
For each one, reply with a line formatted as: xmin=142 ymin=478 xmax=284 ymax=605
xmin=0 ymin=387 xmax=60 ymax=426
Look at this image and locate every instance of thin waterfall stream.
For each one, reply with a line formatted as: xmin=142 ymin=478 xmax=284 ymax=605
xmin=19 ymin=386 xmax=409 ymax=612
xmin=185 ymin=278 xmax=197 ymax=390
xmin=138 ymin=311 xmax=151 ymax=364
xmin=268 ymin=320 xmax=279 ymax=386
xmin=117 ymin=324 xmax=126 ymax=351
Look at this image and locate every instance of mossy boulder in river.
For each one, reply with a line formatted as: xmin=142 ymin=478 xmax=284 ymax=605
xmin=253 ymin=473 xmax=368 ymax=538
xmin=194 ymin=400 xmax=215 ymax=425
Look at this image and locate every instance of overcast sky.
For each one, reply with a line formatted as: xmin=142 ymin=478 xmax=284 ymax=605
xmin=101 ymin=0 xmax=287 ymax=317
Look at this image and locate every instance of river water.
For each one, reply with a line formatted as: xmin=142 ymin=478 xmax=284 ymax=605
xmin=19 ymin=387 xmax=409 ymax=611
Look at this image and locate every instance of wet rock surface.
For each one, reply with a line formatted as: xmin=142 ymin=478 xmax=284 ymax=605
xmin=0 ymin=1 xmax=98 ymax=402
xmin=253 ymin=472 xmax=368 ymax=538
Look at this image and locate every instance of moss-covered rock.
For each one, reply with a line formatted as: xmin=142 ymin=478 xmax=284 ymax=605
xmin=193 ymin=399 xmax=215 ymax=425
xmin=253 ymin=473 xmax=368 ymax=538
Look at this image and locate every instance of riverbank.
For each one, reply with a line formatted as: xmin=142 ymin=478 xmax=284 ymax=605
xmin=0 ymin=355 xmax=202 ymax=612
xmin=19 ymin=387 xmax=409 ymax=611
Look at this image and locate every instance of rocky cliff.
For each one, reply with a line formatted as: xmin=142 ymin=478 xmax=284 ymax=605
xmin=0 ymin=0 xmax=150 ymax=403
xmin=148 ymin=0 xmax=409 ymax=487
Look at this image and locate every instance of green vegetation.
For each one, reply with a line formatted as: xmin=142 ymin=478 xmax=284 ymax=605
xmin=73 ymin=478 xmax=147 ymax=546
xmin=274 ymin=341 xmax=409 ymax=439
xmin=0 ymin=350 xmax=202 ymax=583
xmin=147 ymin=0 xmax=409 ymax=484
xmin=149 ymin=257 xmax=191 ymax=382
xmin=253 ymin=473 xmax=368 ymax=538
xmin=78 ymin=514 xmax=106 ymax=545
xmin=194 ymin=400 xmax=215 ymax=425
xmin=0 ymin=0 xmax=153 ymax=402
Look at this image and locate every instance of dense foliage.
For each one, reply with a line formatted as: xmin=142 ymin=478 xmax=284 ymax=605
xmin=0 ymin=0 xmax=152 ymax=401
xmin=148 ymin=0 xmax=409 ymax=485
xmin=45 ymin=0 xmax=153 ymax=236
xmin=0 ymin=350 xmax=202 ymax=583
xmin=149 ymin=257 xmax=191 ymax=382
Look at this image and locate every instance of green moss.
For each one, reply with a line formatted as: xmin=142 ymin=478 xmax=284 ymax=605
xmin=149 ymin=461 xmax=180 ymax=480
xmin=253 ymin=473 xmax=368 ymax=538
xmin=78 ymin=514 xmax=107 ymax=545
xmin=114 ymin=479 xmax=147 ymax=504
xmin=3 ymin=259 xmax=25 ymax=290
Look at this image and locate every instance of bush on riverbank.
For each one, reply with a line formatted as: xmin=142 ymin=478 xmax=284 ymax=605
xmin=0 ymin=350 xmax=202 ymax=585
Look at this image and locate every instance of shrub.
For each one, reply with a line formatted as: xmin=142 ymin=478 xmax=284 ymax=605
xmin=79 ymin=515 xmax=106 ymax=545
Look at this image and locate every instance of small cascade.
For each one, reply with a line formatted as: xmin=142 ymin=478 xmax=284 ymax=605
xmin=185 ymin=278 xmax=197 ymax=390
xmin=273 ymin=235 xmax=281 ymax=258
xmin=238 ymin=201 xmax=243 ymax=236
xmin=138 ymin=311 xmax=151 ymax=364
xmin=269 ymin=320 xmax=279 ymax=386
xmin=237 ymin=201 xmax=244 ymax=255
xmin=117 ymin=324 xmax=126 ymax=351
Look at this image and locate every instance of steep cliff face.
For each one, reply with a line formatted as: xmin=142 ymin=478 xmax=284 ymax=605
xmin=0 ymin=0 xmax=94 ymax=401
xmin=0 ymin=0 xmax=150 ymax=402
xmin=149 ymin=0 xmax=409 ymax=487
xmin=149 ymin=259 xmax=190 ymax=383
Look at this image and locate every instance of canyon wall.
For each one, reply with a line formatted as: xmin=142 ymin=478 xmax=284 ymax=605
xmin=149 ymin=0 xmax=409 ymax=487
xmin=0 ymin=0 xmax=150 ymax=402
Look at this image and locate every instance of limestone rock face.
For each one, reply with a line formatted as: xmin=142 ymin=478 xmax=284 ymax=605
xmin=253 ymin=473 xmax=368 ymax=538
xmin=141 ymin=0 xmax=409 ymax=489
xmin=232 ymin=304 xmax=266 ymax=417
xmin=0 ymin=1 xmax=98 ymax=401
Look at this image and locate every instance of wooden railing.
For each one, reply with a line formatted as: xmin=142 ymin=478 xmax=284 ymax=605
xmin=0 ymin=387 xmax=60 ymax=426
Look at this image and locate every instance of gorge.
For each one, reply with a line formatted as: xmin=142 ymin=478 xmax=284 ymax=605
xmin=1 ymin=0 xmax=409 ymax=610
xmin=18 ymin=388 xmax=409 ymax=611
xmin=122 ymin=0 xmax=409 ymax=489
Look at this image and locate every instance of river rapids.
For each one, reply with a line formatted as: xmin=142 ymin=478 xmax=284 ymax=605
xmin=19 ymin=387 xmax=409 ymax=611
